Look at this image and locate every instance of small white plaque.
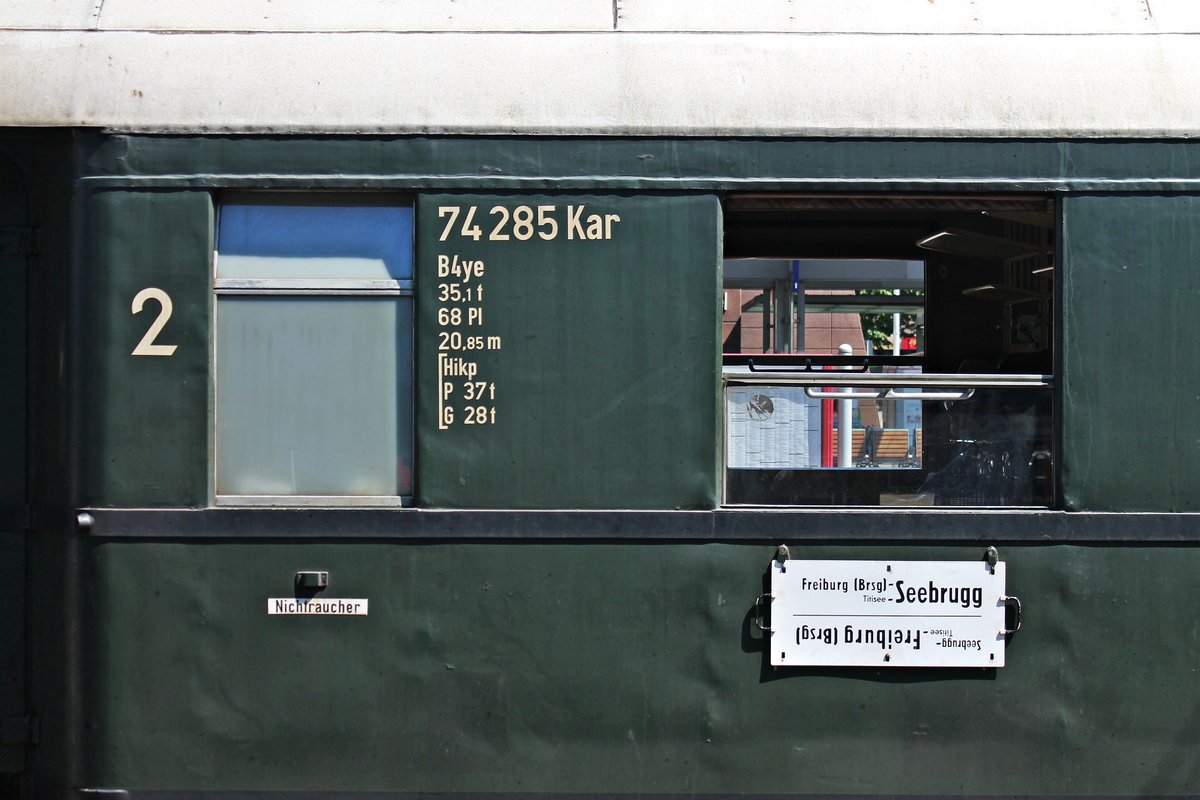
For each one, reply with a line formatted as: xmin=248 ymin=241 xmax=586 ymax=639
xmin=267 ymin=598 xmax=369 ymax=616
xmin=770 ymin=559 xmax=1007 ymax=667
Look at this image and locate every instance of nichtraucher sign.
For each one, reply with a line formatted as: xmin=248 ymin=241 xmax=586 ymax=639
xmin=770 ymin=558 xmax=1009 ymax=667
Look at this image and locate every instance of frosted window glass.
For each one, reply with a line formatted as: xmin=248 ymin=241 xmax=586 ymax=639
xmin=215 ymin=296 xmax=413 ymax=496
xmin=217 ymin=203 xmax=413 ymax=280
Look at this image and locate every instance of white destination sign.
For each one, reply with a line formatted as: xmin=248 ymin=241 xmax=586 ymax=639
xmin=770 ymin=559 xmax=1007 ymax=667
xmin=267 ymin=598 xmax=369 ymax=616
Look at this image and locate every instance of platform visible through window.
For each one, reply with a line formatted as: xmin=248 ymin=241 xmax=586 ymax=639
xmin=213 ymin=194 xmax=413 ymax=505
xmin=722 ymin=195 xmax=1055 ymax=507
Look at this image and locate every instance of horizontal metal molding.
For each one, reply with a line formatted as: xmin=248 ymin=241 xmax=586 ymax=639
xmin=66 ymin=507 xmax=1200 ymax=542
xmin=72 ymin=136 xmax=1200 ymax=193
xmin=68 ymin=791 xmax=1200 ymax=800
xmin=76 ymin=175 xmax=1200 ymax=193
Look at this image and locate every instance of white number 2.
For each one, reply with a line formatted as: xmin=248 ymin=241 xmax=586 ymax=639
xmin=130 ymin=287 xmax=178 ymax=357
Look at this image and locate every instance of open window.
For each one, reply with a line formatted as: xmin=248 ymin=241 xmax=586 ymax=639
xmin=722 ymin=195 xmax=1054 ymax=507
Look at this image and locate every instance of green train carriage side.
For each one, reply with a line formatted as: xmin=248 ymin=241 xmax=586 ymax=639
xmin=2 ymin=3 xmax=1200 ymax=799
xmin=0 ymin=132 xmax=1194 ymax=800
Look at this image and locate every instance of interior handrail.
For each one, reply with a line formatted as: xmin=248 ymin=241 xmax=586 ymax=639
xmin=723 ymin=372 xmax=1052 ymax=390
xmin=805 ymin=388 xmax=977 ymax=401
xmin=732 ymin=354 xmax=921 ymax=372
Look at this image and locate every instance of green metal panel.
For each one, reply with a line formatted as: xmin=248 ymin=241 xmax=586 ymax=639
xmin=37 ymin=134 xmax=1200 ymax=800
xmin=79 ymin=136 xmax=1200 ymax=192
xmin=0 ymin=154 xmax=26 ymax=506
xmin=0 ymin=131 xmax=79 ymax=798
xmin=416 ymin=194 xmax=720 ymax=509
xmin=0 ymin=532 xmax=23 ymax=776
xmin=1061 ymin=195 xmax=1200 ymax=511
xmin=78 ymin=191 xmax=212 ymax=507
xmin=0 ymin=152 xmax=26 ymax=778
xmin=80 ymin=539 xmax=1200 ymax=795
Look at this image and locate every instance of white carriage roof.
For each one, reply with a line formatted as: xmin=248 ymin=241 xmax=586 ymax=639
xmin=2 ymin=0 xmax=1199 ymax=137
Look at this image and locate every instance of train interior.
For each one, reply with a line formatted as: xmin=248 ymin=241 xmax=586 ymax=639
xmin=721 ymin=195 xmax=1055 ymax=506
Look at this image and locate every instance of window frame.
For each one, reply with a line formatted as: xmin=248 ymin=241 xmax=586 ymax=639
xmin=719 ymin=193 xmax=1057 ymax=508
xmin=212 ymin=192 xmax=414 ymax=508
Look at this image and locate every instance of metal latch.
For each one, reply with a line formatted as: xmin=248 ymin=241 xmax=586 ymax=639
xmin=295 ymin=571 xmax=329 ymax=590
xmin=988 ymin=547 xmax=1023 ymax=635
xmin=1002 ymin=595 xmax=1023 ymax=635
xmin=753 ymin=592 xmax=773 ymax=632
xmin=753 ymin=544 xmax=791 ymax=633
